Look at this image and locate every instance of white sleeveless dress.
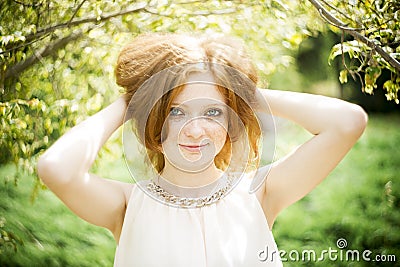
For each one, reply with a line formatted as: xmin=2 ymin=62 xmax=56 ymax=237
xmin=114 ymin=175 xmax=282 ymax=266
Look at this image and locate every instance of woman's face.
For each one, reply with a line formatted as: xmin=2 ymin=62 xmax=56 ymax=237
xmin=161 ymin=80 xmax=229 ymax=173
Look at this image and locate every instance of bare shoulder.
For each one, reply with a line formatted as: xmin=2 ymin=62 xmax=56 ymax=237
xmin=247 ymin=166 xmax=281 ymax=230
xmin=110 ymin=180 xmax=135 ymax=242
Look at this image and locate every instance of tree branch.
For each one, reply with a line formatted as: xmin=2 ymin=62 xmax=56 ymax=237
xmin=68 ymin=0 xmax=88 ymax=26
xmin=320 ymin=0 xmax=359 ymax=27
xmin=12 ymin=0 xmax=42 ymax=8
xmin=22 ymin=3 xmax=147 ymax=46
xmin=1 ymin=2 xmax=148 ymax=54
xmin=143 ymin=5 xmax=237 ymax=18
xmin=1 ymin=1 xmax=238 ymax=81
xmin=1 ymin=1 xmax=238 ymax=56
xmin=4 ymin=31 xmax=83 ymax=80
xmin=308 ymin=0 xmax=400 ymax=73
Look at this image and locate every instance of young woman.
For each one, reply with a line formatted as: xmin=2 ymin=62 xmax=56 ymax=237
xmin=37 ymin=33 xmax=368 ymax=266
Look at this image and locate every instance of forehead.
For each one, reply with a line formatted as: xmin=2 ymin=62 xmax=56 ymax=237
xmin=173 ymin=82 xmax=225 ymax=105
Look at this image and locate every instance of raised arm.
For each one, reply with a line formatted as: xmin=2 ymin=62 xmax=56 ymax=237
xmin=256 ymin=89 xmax=368 ymax=228
xmin=37 ymin=97 xmax=132 ymax=241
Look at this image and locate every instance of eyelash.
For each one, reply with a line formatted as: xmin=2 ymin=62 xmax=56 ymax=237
xmin=205 ymin=108 xmax=222 ymax=117
xmin=169 ymin=107 xmax=184 ymax=116
xmin=169 ymin=107 xmax=223 ymax=117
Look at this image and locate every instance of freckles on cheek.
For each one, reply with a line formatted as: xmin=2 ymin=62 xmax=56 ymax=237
xmin=165 ymin=121 xmax=182 ymax=141
xmin=210 ymin=126 xmax=227 ymax=145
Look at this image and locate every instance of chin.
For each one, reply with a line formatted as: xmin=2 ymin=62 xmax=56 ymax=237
xmin=169 ymin=159 xmax=215 ymax=173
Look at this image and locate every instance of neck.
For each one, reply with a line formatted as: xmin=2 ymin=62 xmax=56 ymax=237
xmin=160 ymin=162 xmax=223 ymax=187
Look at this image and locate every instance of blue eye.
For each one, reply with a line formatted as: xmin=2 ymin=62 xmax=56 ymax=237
xmin=206 ymin=108 xmax=222 ymax=117
xmin=170 ymin=107 xmax=184 ymax=116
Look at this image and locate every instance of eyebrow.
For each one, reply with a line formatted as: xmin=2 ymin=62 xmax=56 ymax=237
xmin=171 ymin=101 xmax=226 ymax=107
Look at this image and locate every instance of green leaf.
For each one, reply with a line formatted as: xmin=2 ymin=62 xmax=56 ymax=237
xmin=15 ymin=82 xmax=21 ymax=92
xmin=339 ymin=69 xmax=348 ymax=84
xmin=328 ymin=41 xmax=366 ymax=64
xmin=19 ymin=141 xmax=27 ymax=154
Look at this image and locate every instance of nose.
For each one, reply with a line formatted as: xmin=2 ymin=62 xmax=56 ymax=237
xmin=182 ymin=118 xmax=206 ymax=139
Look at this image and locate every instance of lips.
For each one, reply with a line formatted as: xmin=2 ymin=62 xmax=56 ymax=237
xmin=179 ymin=143 xmax=208 ymax=153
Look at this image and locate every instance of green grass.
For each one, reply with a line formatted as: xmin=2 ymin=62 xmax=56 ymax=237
xmin=1 ymin=114 xmax=399 ymax=266
xmin=0 ymin=165 xmax=117 ymax=267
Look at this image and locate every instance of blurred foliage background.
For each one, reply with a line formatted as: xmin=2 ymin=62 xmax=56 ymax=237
xmin=1 ymin=0 xmax=399 ymax=266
